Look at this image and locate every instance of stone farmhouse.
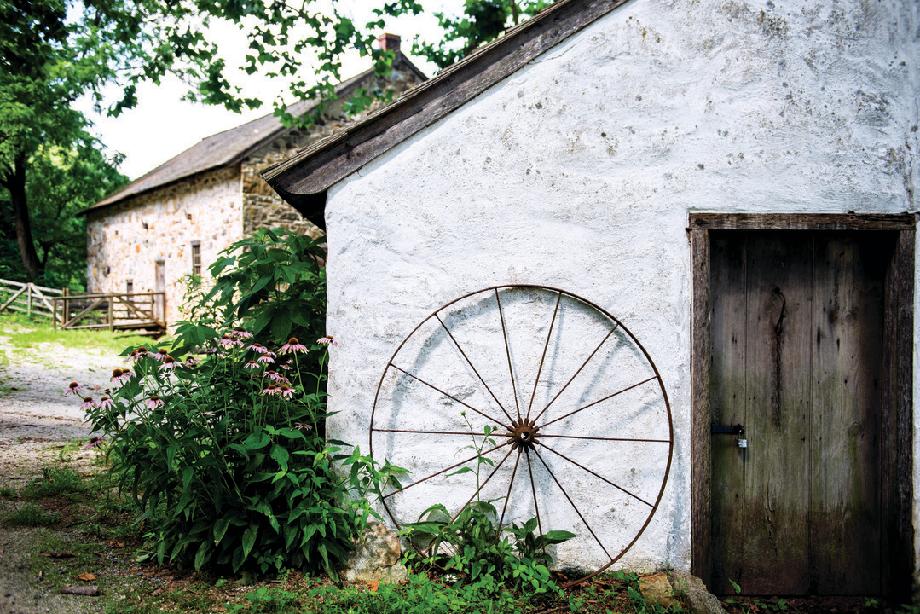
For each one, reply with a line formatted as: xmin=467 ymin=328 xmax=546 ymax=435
xmin=83 ymin=35 xmax=424 ymax=326
xmin=265 ymin=0 xmax=918 ymax=601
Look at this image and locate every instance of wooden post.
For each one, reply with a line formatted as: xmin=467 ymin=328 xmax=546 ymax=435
xmin=107 ymin=297 xmax=114 ymax=331
xmin=26 ymin=283 xmax=32 ymax=317
xmin=61 ymin=288 xmax=69 ymax=328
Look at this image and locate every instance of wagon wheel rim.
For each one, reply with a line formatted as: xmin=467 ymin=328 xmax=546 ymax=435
xmin=368 ymin=285 xmax=674 ymax=586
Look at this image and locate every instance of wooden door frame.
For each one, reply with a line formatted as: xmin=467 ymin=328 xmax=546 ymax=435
xmin=689 ymin=212 xmax=916 ymax=598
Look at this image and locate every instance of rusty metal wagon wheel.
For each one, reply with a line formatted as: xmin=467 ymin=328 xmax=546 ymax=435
xmin=369 ymin=285 xmax=673 ymax=583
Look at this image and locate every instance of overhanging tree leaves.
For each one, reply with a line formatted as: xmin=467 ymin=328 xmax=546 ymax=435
xmin=1 ymin=0 xmax=555 ymax=281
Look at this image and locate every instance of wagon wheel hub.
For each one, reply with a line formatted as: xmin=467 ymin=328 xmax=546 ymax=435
xmin=507 ymin=418 xmax=539 ymax=451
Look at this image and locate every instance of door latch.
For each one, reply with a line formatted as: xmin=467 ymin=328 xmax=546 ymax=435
xmin=711 ymin=423 xmax=747 ymax=449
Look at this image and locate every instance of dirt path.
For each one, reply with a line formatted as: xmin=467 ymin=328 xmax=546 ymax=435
xmin=0 ymin=331 xmax=128 ymax=614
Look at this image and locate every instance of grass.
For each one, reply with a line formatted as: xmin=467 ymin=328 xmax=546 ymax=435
xmin=5 ymin=502 xmax=61 ymax=527
xmin=22 ymin=466 xmax=88 ymax=501
xmin=0 ymin=313 xmax=154 ymax=358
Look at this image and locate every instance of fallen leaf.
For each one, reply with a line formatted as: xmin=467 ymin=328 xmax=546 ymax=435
xmin=107 ymin=540 xmax=125 ymax=548
xmin=368 ymin=580 xmax=379 ymax=593
xmin=77 ymin=572 xmax=97 ymax=582
xmin=61 ymin=585 xmax=100 ymax=596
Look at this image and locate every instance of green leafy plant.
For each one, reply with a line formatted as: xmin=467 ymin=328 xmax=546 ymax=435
xmin=83 ymin=331 xmax=405 ymax=577
xmin=402 ymin=421 xmax=574 ymax=596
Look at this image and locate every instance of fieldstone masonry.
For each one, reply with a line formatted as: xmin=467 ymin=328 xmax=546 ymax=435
xmin=87 ymin=57 xmax=423 ymax=326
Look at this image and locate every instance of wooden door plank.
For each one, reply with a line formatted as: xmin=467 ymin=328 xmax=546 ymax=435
xmin=741 ymin=233 xmax=812 ymax=595
xmin=708 ymin=233 xmax=748 ymax=594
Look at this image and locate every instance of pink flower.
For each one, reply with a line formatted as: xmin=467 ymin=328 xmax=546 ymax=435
xmin=279 ymin=386 xmax=294 ymax=399
xmin=294 ymin=422 xmax=313 ymax=433
xmin=244 ymin=361 xmax=260 ymax=370
xmin=66 ymin=381 xmax=81 ymax=396
xmin=83 ymin=436 xmax=104 ymax=450
xmin=111 ymin=368 xmax=132 ymax=386
xmin=261 ymin=385 xmax=279 ymax=396
xmin=150 ymin=348 xmax=168 ymax=362
xmin=184 ymin=356 xmax=199 ymax=368
xmin=146 ymin=396 xmax=164 ymax=409
xmin=230 ymin=328 xmax=253 ymax=340
xmin=130 ymin=347 xmax=148 ymax=361
xmin=279 ymin=337 xmax=307 ymax=354
xmin=97 ymin=396 xmax=114 ymax=410
xmin=266 ymin=370 xmax=285 ymax=382
xmin=160 ymin=355 xmax=177 ymax=371
xmin=316 ymin=336 xmax=337 ymax=347
xmin=80 ymin=397 xmax=95 ymax=411
xmin=219 ymin=334 xmax=242 ymax=349
xmin=247 ymin=344 xmax=269 ymax=354
xmin=256 ymin=354 xmax=275 ymax=364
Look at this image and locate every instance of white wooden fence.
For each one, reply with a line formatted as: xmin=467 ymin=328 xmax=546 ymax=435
xmin=0 ymin=279 xmax=63 ymax=320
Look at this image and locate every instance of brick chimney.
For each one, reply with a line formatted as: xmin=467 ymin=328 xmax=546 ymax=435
xmin=377 ymin=32 xmax=401 ymax=52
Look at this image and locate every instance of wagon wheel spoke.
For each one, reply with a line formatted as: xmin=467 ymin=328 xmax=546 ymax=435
xmin=538 ymin=433 xmax=669 ymax=444
xmin=389 ymin=364 xmax=507 ymax=427
xmin=373 ymin=427 xmax=503 ymax=437
xmin=531 ymin=447 xmax=611 ymax=559
xmin=524 ymin=449 xmax=545 ymax=556
xmin=383 ymin=440 xmax=512 ymax=500
xmin=451 ymin=446 xmax=516 ymax=522
xmin=525 ymin=292 xmax=561 ymax=422
xmin=531 ymin=326 xmax=619 ymax=424
xmin=536 ymin=440 xmax=653 ymax=508
xmin=540 ymin=375 xmax=658 ymax=429
xmin=496 ymin=448 xmax=522 ymax=530
xmin=436 ymin=314 xmax=515 ymax=423
xmin=494 ymin=288 xmax=522 ymax=421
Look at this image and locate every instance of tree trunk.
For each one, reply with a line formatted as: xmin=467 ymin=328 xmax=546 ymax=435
xmin=5 ymin=154 xmax=42 ymax=280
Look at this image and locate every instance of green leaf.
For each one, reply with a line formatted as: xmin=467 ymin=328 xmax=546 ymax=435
xmin=542 ymin=529 xmax=576 ymax=545
xmin=193 ymin=541 xmax=208 ymax=571
xmin=243 ymin=431 xmax=270 ymax=450
xmin=270 ymin=444 xmax=290 ymax=470
xmin=213 ymin=517 xmax=231 ymax=544
xmin=242 ymin=525 xmax=258 ymax=559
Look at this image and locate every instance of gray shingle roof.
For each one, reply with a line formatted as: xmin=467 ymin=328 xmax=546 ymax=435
xmin=87 ymin=55 xmax=424 ymax=213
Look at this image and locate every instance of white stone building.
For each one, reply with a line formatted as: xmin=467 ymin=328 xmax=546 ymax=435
xmin=264 ymin=0 xmax=919 ymax=600
xmin=83 ymin=37 xmax=424 ymax=326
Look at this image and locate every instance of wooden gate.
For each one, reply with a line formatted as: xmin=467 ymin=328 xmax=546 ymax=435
xmin=52 ymin=292 xmax=165 ymax=334
xmin=690 ymin=214 xmax=914 ymax=599
xmin=0 ymin=279 xmax=63 ymax=319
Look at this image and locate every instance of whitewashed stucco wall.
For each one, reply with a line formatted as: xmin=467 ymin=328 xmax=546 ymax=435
xmin=323 ymin=0 xmax=919 ymax=574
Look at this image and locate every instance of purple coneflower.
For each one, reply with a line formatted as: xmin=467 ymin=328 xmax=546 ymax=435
xmin=130 ymin=347 xmax=148 ymax=361
xmin=80 ymin=397 xmax=95 ymax=410
xmin=160 ymin=355 xmax=177 ymax=370
xmin=261 ymin=384 xmax=279 ymax=396
xmin=219 ymin=334 xmax=242 ymax=349
xmin=231 ymin=328 xmax=253 ymax=340
xmin=279 ymin=337 xmax=307 ymax=354
xmin=316 ymin=336 xmax=337 ymax=347
xmin=183 ymin=356 xmax=198 ymax=368
xmin=111 ymin=368 xmax=132 ymax=386
xmin=247 ymin=343 xmax=269 ymax=354
xmin=279 ymin=386 xmax=294 ymax=399
xmin=256 ymin=354 xmax=275 ymax=364
xmin=294 ymin=422 xmax=313 ymax=433
xmin=244 ymin=361 xmax=260 ymax=369
xmin=266 ymin=370 xmax=285 ymax=382
xmin=66 ymin=381 xmax=81 ymax=396
xmin=149 ymin=348 xmax=168 ymax=362
xmin=97 ymin=396 xmax=114 ymax=410
xmin=83 ymin=436 xmax=104 ymax=450
xmin=146 ymin=396 xmax=164 ymax=409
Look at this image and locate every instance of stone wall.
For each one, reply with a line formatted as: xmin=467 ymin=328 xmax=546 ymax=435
xmin=86 ymin=166 xmax=242 ymax=326
xmin=241 ymin=62 xmax=424 ymax=236
xmin=321 ymin=0 xmax=919 ymax=576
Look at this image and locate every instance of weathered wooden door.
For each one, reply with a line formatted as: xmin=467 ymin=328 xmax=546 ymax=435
xmin=709 ymin=230 xmax=891 ymax=596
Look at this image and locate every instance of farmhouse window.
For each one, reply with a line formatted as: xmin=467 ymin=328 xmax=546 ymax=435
xmin=126 ymin=280 xmax=133 ymax=294
xmin=191 ymin=241 xmax=201 ymax=276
